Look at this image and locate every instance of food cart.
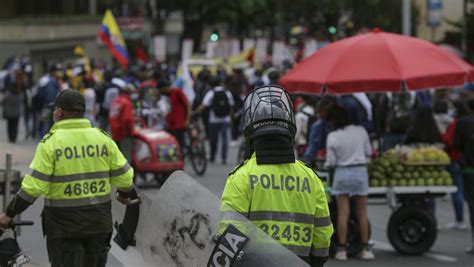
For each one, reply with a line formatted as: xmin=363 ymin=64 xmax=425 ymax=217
xmin=317 ymin=145 xmax=457 ymax=256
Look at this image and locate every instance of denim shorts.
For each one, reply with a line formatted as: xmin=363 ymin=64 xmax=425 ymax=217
xmin=332 ymin=165 xmax=369 ymax=197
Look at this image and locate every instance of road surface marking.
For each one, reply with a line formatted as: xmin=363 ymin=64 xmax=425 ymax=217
xmin=373 ymin=240 xmax=457 ymax=263
xmin=423 ymin=252 xmax=457 ymax=263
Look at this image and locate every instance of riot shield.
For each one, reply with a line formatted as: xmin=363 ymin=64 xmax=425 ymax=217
xmin=138 ymin=170 xmax=309 ymax=267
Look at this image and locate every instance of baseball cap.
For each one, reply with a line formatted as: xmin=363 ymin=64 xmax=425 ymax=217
xmin=54 ymin=89 xmax=86 ymax=112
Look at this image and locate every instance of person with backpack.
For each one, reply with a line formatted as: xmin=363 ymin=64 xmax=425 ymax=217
xmin=196 ymin=76 xmax=234 ymax=164
xmin=33 ymin=64 xmax=61 ymax=138
xmin=302 ymin=96 xmax=337 ymax=166
xmin=95 ymin=70 xmax=119 ymax=131
xmin=295 ymin=95 xmax=318 ymax=158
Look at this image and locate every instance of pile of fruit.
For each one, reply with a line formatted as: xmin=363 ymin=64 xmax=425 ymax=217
xmin=368 ymin=147 xmax=453 ymax=187
xmin=403 ymin=146 xmax=450 ymax=164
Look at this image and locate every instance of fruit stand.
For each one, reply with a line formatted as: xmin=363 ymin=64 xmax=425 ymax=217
xmin=320 ymin=145 xmax=457 ymax=256
xmin=367 ymin=145 xmax=457 ymax=255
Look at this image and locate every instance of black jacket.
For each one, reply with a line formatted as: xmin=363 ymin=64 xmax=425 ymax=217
xmin=453 ymin=114 xmax=474 ymax=166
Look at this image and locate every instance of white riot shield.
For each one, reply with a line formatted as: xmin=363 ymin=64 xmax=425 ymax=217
xmin=136 ymin=171 xmax=309 ymax=267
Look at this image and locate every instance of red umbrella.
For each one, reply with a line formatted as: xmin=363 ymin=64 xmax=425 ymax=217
xmin=280 ymin=29 xmax=474 ymax=94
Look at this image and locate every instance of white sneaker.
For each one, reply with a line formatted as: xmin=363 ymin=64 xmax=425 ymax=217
xmin=334 ymin=250 xmax=347 ymax=261
xmin=446 ymin=222 xmax=468 ymax=231
xmin=358 ymin=249 xmax=375 ymax=260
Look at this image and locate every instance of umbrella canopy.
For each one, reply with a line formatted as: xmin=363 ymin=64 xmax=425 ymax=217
xmin=280 ymin=29 xmax=474 ymax=94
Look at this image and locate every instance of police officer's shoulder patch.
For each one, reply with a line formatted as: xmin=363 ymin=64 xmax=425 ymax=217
xmin=40 ymin=131 xmax=55 ymax=143
xmin=228 ymin=160 xmax=247 ymax=176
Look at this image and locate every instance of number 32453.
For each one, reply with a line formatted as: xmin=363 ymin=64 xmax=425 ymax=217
xmin=259 ymin=223 xmax=311 ymax=243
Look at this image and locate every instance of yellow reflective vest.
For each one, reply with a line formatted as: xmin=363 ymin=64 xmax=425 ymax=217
xmin=220 ymin=153 xmax=333 ymax=258
xmin=18 ymin=118 xmax=134 ymax=208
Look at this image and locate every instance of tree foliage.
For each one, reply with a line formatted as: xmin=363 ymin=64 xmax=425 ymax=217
xmin=153 ymin=0 xmax=417 ymax=51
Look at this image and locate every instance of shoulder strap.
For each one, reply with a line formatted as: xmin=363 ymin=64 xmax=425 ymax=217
xmin=40 ymin=131 xmax=55 ymax=143
xmin=228 ymin=160 xmax=247 ymax=176
xmin=97 ymin=128 xmax=112 ymax=138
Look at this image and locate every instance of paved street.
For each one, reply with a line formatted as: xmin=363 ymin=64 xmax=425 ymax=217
xmin=1 ymin=118 xmax=473 ymax=266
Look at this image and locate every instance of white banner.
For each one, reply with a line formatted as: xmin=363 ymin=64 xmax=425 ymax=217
xmin=272 ymin=40 xmax=286 ymax=66
xmin=181 ymin=39 xmax=194 ymax=61
xmin=243 ymin=38 xmax=255 ymax=51
xmin=303 ymin=38 xmax=318 ymax=58
xmin=256 ymin=38 xmax=268 ymax=64
xmin=230 ymin=38 xmax=241 ymax=56
xmin=153 ymin=35 xmax=167 ymax=62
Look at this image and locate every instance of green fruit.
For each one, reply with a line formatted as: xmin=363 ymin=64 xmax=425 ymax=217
xmin=389 ymin=179 xmax=398 ymax=187
xmin=412 ymin=172 xmax=420 ymax=179
xmin=435 ymin=177 xmax=444 ymax=186
xmin=441 ymin=171 xmax=451 ymax=179
xmin=405 ymin=166 xmax=414 ymax=172
xmin=370 ymin=179 xmax=380 ymax=187
xmin=379 ymin=179 xmax=388 ymax=187
xmin=444 ymin=177 xmax=453 ymax=186
xmin=372 ymin=171 xmax=382 ymax=178
xmin=408 ymin=179 xmax=417 ymax=187
xmin=392 ymin=172 xmax=402 ymax=179
xmin=426 ymin=178 xmax=435 ymax=186
xmin=380 ymin=159 xmax=390 ymax=168
xmin=394 ymin=165 xmax=404 ymax=172
xmin=399 ymin=179 xmax=408 ymax=186
xmin=416 ymin=178 xmax=425 ymax=186
xmin=374 ymin=166 xmax=385 ymax=173
xmin=404 ymin=172 xmax=412 ymax=179
xmin=422 ymin=171 xmax=431 ymax=179
xmin=431 ymin=171 xmax=440 ymax=178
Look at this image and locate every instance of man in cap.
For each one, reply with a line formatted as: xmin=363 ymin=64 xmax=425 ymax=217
xmin=0 ymin=89 xmax=135 ymax=267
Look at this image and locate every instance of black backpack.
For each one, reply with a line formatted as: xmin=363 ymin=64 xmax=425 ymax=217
xmin=211 ymin=89 xmax=231 ymax=117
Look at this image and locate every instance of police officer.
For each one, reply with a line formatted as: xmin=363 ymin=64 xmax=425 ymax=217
xmin=219 ymin=86 xmax=333 ymax=266
xmin=0 ymin=89 xmax=135 ymax=267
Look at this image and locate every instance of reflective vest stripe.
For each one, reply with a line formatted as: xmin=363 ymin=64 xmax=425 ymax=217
xmin=285 ymin=244 xmax=311 ymax=256
xmin=49 ymin=171 xmax=110 ymax=183
xmin=110 ymin=163 xmax=131 ymax=177
xmin=248 ymin=210 xmax=314 ymax=224
xmin=311 ymin=247 xmax=329 ymax=257
xmin=31 ymin=170 xmax=51 ymax=182
xmin=44 ymin=194 xmax=111 ymax=207
xmin=220 ymin=211 xmax=248 ymax=221
xmin=314 ymin=216 xmax=332 ymax=227
xmin=18 ymin=189 xmax=37 ymax=203
xmin=45 ymin=163 xmax=131 ymax=183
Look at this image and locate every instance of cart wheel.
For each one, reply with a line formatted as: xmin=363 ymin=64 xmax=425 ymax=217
xmin=387 ymin=206 xmax=437 ymax=255
xmin=190 ymin=141 xmax=207 ymax=176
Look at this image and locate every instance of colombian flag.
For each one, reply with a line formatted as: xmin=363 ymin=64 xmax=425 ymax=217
xmin=98 ymin=9 xmax=129 ymax=68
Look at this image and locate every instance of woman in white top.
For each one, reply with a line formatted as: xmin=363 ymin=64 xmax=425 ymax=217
xmin=325 ymin=105 xmax=374 ymax=261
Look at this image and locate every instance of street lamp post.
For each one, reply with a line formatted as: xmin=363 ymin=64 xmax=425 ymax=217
xmin=402 ymin=0 xmax=412 ymax=36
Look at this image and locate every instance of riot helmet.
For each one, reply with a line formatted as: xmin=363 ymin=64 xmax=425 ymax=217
xmin=243 ymin=85 xmax=296 ymax=140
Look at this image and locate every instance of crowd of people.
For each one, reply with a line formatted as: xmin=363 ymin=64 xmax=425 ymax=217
xmin=294 ymin=85 xmax=474 ymax=259
xmin=1 ymin=55 xmax=474 ymax=260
